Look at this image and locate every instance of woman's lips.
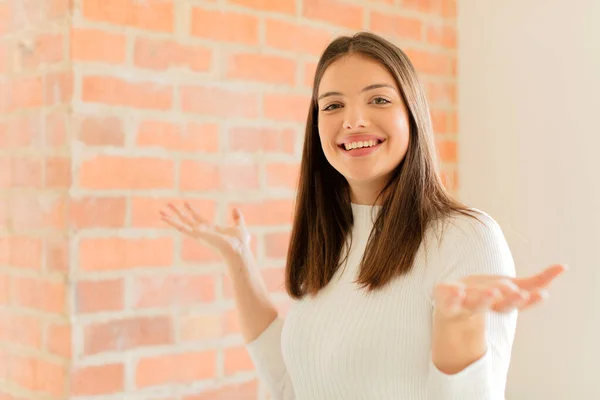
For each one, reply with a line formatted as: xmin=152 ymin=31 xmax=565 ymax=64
xmin=339 ymin=140 xmax=384 ymax=157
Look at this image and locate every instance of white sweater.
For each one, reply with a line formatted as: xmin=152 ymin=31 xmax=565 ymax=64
xmin=246 ymin=203 xmax=518 ymax=400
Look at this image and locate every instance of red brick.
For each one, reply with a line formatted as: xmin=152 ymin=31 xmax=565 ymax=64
xmin=44 ymin=70 xmax=73 ymax=106
xmin=72 ymin=364 xmax=124 ymax=395
xmin=0 ymin=312 xmax=43 ymax=349
xmin=179 ymin=160 xmax=260 ymax=192
xmin=134 ymin=37 xmax=212 ymax=72
xmin=133 ymin=274 xmax=215 ymax=308
xmin=262 ymin=267 xmax=286 ymax=293
xmin=0 ymin=4 xmax=10 ymax=35
xmin=12 ymin=276 xmax=66 ymax=313
xmin=404 ymin=48 xmax=454 ymax=76
xmin=426 ymin=81 xmax=457 ymax=106
xmin=180 ymin=85 xmax=260 ymax=118
xmin=0 ymin=42 xmax=7 ymax=74
xmin=180 ymin=237 xmax=224 ymax=264
xmin=45 ymin=111 xmax=67 ymax=147
xmin=79 ymin=156 xmax=175 ymax=190
xmin=229 ymin=126 xmax=296 ymax=154
xmin=179 ymin=313 xmax=222 ymax=341
xmin=264 ymin=231 xmax=291 ymax=259
xmin=225 ymin=52 xmax=296 ymax=85
xmin=441 ymin=167 xmax=458 ymax=191
xmin=82 ymin=0 xmax=174 ymax=32
xmin=401 ymin=0 xmax=457 ymax=19
xmin=15 ymin=33 xmax=64 ymax=71
xmin=219 ymin=162 xmax=261 ymax=191
xmin=135 ymin=351 xmax=217 ymax=388
xmin=183 ymin=380 xmax=259 ymax=400
xmin=71 ymin=28 xmax=127 ymax=64
xmin=70 ymin=197 xmax=127 ymax=228
xmin=5 ymin=76 xmax=44 ymax=111
xmin=223 ymin=346 xmax=254 ymax=375
xmin=0 ymin=274 xmax=8 ymax=306
xmin=263 ymin=93 xmax=310 ymax=122
xmin=228 ymin=0 xmax=295 ymax=14
xmin=304 ymin=61 xmax=317 ymax=88
xmin=436 ymin=138 xmax=457 ymax=163
xmin=431 ymin=109 xmax=457 ymax=134
xmin=179 ymin=160 xmax=219 ymax=191
xmin=370 ymin=12 xmax=423 ymax=42
xmin=84 ymin=316 xmax=173 ymax=355
xmin=136 ymin=121 xmax=219 ymax=153
xmin=1 ymin=114 xmax=43 ymax=148
xmin=131 ymin=197 xmax=217 ymax=228
xmin=0 ymin=236 xmax=43 ymax=269
xmin=302 ymin=0 xmax=363 ymax=29
xmin=8 ymin=354 xmax=66 ymax=397
xmin=4 ymin=193 xmax=67 ymax=230
xmin=427 ymin=23 xmax=457 ymax=48
xmin=0 ymin=157 xmax=42 ymax=189
xmin=45 ymin=235 xmax=69 ymax=272
xmin=266 ymin=162 xmax=300 ymax=189
xmin=265 ymin=19 xmax=332 ymax=56
xmin=191 ymin=8 xmax=259 ymax=45
xmin=82 ymin=76 xmax=172 ymax=110
xmin=79 ymin=237 xmax=174 ymax=271
xmin=45 ymin=156 xmax=71 ymax=188
xmin=223 ymin=308 xmax=240 ymax=335
xmin=75 ymin=114 xmax=125 ymax=146
xmin=76 ymin=279 xmax=124 ymax=313
xmin=228 ymin=200 xmax=295 ymax=226
xmin=46 ymin=321 xmax=71 ymax=358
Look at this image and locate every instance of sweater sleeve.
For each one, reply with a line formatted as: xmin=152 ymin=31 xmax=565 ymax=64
xmin=426 ymin=211 xmax=518 ymax=400
xmin=245 ymin=316 xmax=296 ymax=400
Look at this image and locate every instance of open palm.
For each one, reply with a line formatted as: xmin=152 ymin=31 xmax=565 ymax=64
xmin=160 ymin=202 xmax=251 ymax=259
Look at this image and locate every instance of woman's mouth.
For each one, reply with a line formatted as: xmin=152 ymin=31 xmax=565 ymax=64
xmin=338 ymin=139 xmax=385 ymax=157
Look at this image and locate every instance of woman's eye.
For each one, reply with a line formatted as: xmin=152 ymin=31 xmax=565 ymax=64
xmin=322 ymin=103 xmax=342 ymax=111
xmin=372 ymin=97 xmax=391 ymax=105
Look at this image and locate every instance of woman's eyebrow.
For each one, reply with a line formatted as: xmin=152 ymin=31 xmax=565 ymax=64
xmin=317 ymin=83 xmax=397 ymax=101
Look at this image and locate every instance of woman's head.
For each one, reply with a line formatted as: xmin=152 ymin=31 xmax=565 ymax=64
xmin=312 ymin=32 xmax=434 ymax=205
xmin=286 ymin=32 xmax=478 ymax=298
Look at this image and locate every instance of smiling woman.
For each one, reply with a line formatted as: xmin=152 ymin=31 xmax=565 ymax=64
xmin=161 ymin=31 xmax=566 ymax=400
xmin=316 ymin=55 xmax=410 ymax=204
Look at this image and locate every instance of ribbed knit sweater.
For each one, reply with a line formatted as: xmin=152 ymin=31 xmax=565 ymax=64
xmin=246 ymin=203 xmax=518 ymax=400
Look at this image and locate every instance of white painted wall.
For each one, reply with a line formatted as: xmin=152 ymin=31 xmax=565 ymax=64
xmin=457 ymin=1 xmax=600 ymax=398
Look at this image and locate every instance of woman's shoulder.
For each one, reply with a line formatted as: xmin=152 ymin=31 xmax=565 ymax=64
xmin=424 ymin=207 xmax=509 ymax=258
xmin=424 ymin=207 xmax=515 ymax=279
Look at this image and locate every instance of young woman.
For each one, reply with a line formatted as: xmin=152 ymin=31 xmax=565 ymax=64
xmin=161 ymin=32 xmax=566 ymax=400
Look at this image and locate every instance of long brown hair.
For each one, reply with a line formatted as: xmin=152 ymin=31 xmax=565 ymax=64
xmin=285 ymin=31 xmax=481 ymax=299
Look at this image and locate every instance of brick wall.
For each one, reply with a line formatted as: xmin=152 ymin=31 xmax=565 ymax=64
xmin=0 ymin=0 xmax=73 ymax=399
xmin=0 ymin=0 xmax=457 ymax=399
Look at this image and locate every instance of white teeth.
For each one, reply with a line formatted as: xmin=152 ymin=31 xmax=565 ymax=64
xmin=343 ymin=140 xmax=379 ymax=151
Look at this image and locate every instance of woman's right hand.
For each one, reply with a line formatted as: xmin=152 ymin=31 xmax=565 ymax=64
xmin=160 ymin=202 xmax=252 ymax=263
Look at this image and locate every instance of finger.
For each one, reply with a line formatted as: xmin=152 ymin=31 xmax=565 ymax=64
xmin=492 ymin=280 xmax=530 ymax=312
xmin=513 ymin=264 xmax=567 ymax=291
xmin=167 ymin=203 xmax=195 ymax=227
xmin=184 ymin=201 xmax=208 ymax=225
xmin=233 ymin=207 xmax=246 ymax=228
xmin=433 ymin=283 xmax=465 ymax=315
xmin=519 ymin=290 xmax=549 ymax=311
xmin=462 ymin=285 xmax=499 ymax=312
xmin=160 ymin=214 xmax=193 ymax=235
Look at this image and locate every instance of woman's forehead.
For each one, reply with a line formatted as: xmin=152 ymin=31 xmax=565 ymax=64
xmin=318 ymin=54 xmax=398 ymax=94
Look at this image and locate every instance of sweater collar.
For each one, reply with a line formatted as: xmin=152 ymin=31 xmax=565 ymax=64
xmin=350 ymin=203 xmax=382 ymax=232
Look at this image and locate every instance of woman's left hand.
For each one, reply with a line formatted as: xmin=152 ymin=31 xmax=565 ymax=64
xmin=433 ymin=264 xmax=567 ymax=321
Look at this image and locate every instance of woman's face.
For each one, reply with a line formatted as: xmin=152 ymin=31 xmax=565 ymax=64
xmin=316 ymin=53 xmax=411 ymax=204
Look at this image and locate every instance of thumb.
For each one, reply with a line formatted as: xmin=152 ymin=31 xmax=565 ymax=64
xmin=232 ymin=207 xmax=246 ymax=227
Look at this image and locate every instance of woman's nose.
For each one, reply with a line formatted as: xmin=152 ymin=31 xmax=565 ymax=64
xmin=342 ymin=107 xmax=368 ymax=130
